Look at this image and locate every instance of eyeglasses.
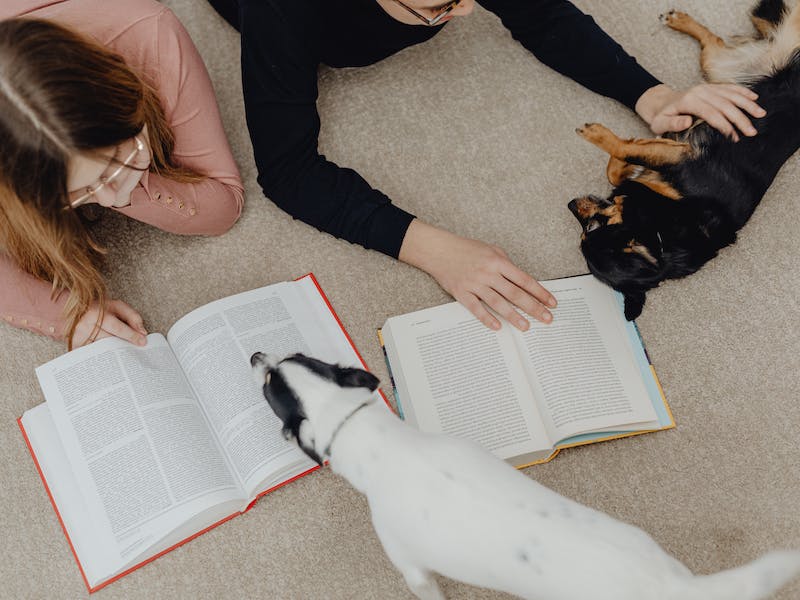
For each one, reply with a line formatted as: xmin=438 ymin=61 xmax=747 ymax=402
xmin=389 ymin=0 xmax=462 ymax=26
xmin=68 ymin=135 xmax=145 ymax=208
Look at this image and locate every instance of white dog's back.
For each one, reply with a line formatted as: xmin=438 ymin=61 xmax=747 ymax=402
xmin=251 ymin=353 xmax=800 ymax=600
xmin=335 ymin=407 xmax=800 ymax=600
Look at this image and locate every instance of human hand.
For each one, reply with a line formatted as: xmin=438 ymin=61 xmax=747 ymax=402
xmin=398 ymin=220 xmax=556 ymax=331
xmin=635 ymin=83 xmax=766 ymax=140
xmin=74 ymin=299 xmax=148 ymax=347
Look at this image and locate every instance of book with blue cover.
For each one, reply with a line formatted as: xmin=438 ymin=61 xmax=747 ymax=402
xmin=379 ymin=274 xmax=674 ymax=468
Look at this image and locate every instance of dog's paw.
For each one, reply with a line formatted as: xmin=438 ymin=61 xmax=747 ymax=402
xmin=576 ymin=123 xmax=609 ymax=145
xmin=660 ymin=9 xmax=692 ymax=30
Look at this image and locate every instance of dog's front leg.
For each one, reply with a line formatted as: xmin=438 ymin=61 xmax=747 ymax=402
xmin=577 ymin=122 xmax=692 ymax=169
xmin=399 ymin=566 xmax=446 ymax=600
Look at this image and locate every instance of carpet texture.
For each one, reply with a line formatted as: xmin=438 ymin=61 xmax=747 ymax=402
xmin=2 ymin=0 xmax=799 ymax=598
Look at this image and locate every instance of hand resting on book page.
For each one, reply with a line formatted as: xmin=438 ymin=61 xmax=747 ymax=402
xmin=398 ymin=219 xmax=557 ymax=332
xmin=73 ymin=299 xmax=147 ymax=347
xmin=251 ymin=352 xmax=800 ymax=600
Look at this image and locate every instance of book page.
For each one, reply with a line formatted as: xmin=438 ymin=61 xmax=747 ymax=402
xmin=513 ymin=276 xmax=658 ymax=442
xmin=167 ymin=276 xmax=365 ymax=497
xmin=382 ymin=302 xmax=552 ymax=462
xmin=34 ymin=334 xmax=244 ymax=580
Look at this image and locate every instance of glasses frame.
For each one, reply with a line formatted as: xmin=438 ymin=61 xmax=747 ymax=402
xmin=389 ymin=0 xmax=462 ymax=26
xmin=68 ymin=135 xmax=146 ymax=208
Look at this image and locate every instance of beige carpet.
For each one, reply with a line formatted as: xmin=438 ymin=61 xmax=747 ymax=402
xmin=2 ymin=0 xmax=799 ymax=597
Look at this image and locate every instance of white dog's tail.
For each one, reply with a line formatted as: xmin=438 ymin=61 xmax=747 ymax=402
xmin=673 ymin=550 xmax=800 ymax=600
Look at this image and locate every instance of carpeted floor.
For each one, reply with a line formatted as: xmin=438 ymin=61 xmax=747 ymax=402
xmin=2 ymin=0 xmax=799 ymax=598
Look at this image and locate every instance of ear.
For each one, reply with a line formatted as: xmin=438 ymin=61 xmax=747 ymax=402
xmin=623 ymin=289 xmax=646 ymax=321
xmin=335 ymin=367 xmax=380 ymax=391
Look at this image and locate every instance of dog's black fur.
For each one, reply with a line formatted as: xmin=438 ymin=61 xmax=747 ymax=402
xmin=570 ymin=0 xmax=800 ymax=320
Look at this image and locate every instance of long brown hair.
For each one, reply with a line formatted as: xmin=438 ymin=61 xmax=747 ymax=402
xmin=0 ymin=17 xmax=201 ymax=348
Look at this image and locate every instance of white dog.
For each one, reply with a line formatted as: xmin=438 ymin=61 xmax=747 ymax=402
xmin=251 ymin=352 xmax=800 ymax=600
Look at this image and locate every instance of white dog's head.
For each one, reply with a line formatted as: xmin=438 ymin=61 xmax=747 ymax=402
xmin=250 ymin=352 xmax=379 ymax=465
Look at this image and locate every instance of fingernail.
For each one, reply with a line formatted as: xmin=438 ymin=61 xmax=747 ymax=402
xmin=138 ymin=336 xmax=147 ymax=346
xmin=491 ymin=321 xmax=501 ymax=331
xmin=547 ymin=297 xmax=557 ymax=308
xmin=757 ymin=109 xmax=766 ymax=117
xmin=542 ymin=312 xmax=552 ymax=323
xmin=747 ymin=128 xmax=757 ymax=136
xmin=517 ymin=318 xmax=529 ymax=330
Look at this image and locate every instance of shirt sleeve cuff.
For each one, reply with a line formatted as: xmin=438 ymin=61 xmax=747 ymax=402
xmin=365 ymin=203 xmax=416 ymax=258
xmin=619 ymin=65 xmax=662 ymax=111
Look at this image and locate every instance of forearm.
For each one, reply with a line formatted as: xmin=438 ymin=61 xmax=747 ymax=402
xmin=0 ymin=253 xmax=67 ymax=340
xmin=262 ymin=158 xmax=415 ymax=257
xmin=480 ymin=0 xmax=660 ymax=110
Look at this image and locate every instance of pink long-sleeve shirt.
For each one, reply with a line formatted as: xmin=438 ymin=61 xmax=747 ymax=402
xmin=0 ymin=0 xmax=244 ymax=341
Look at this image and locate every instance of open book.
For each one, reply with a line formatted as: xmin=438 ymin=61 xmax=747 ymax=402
xmin=18 ymin=274 xmax=383 ymax=593
xmin=380 ymin=274 xmax=674 ymax=468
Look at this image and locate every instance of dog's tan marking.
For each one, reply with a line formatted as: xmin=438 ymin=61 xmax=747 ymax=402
xmin=632 ymin=171 xmax=683 ymax=200
xmin=623 ymin=240 xmax=659 ymax=265
xmin=578 ymin=123 xmax=693 ymax=167
xmin=599 ymin=195 xmax=624 ymax=225
xmin=606 ymin=157 xmax=637 ymax=186
xmin=663 ymin=10 xmax=727 ymax=78
xmin=606 ymin=157 xmax=683 ymax=199
xmin=751 ymin=15 xmax=776 ymax=39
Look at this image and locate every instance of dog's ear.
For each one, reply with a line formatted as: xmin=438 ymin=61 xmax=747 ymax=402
xmin=623 ymin=289 xmax=646 ymax=321
xmin=335 ymin=367 xmax=380 ymax=391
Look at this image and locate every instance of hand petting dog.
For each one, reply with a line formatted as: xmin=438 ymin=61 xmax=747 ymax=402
xmin=636 ymin=82 xmax=765 ymax=139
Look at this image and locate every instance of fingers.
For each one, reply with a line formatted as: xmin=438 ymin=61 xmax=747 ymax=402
xmin=671 ymin=84 xmax=766 ymax=139
xmin=100 ymin=313 xmax=147 ymax=346
xmin=690 ymin=89 xmax=756 ymax=137
xmin=109 ymin=299 xmax=147 ymax=335
xmin=498 ymin=268 xmax=555 ymax=317
xmin=457 ymin=292 xmax=502 ymax=331
xmin=715 ymin=84 xmax=764 ymax=117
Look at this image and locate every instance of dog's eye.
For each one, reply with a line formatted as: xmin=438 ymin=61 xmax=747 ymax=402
xmin=586 ymin=219 xmax=601 ymax=232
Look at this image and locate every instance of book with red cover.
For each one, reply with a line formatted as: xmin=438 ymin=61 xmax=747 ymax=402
xmin=19 ymin=274 xmax=388 ymax=592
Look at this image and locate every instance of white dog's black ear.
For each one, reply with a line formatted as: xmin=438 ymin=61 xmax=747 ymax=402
xmin=335 ymin=367 xmax=379 ymax=391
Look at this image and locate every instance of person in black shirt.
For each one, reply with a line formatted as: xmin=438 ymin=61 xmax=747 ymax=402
xmin=209 ymin=0 xmax=764 ymax=332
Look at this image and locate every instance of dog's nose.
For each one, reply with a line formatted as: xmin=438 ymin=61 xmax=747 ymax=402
xmin=568 ymin=198 xmax=584 ymax=220
xmin=250 ymin=352 xmax=266 ymax=367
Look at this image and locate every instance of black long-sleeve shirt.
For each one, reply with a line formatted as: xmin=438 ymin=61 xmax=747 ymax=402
xmin=211 ymin=0 xmax=660 ymax=257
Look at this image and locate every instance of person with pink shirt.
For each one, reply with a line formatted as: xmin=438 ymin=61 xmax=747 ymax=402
xmin=0 ymin=0 xmax=244 ymax=349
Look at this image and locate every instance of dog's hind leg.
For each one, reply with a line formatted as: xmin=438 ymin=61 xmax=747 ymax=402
xmin=606 ymin=157 xmax=638 ymax=186
xmin=399 ymin=566 xmax=446 ymax=600
xmin=661 ymin=10 xmax=728 ymax=79
xmin=577 ymin=123 xmax=692 ymax=168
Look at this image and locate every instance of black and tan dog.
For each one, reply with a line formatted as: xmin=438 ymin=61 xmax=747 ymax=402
xmin=569 ymin=0 xmax=800 ymax=320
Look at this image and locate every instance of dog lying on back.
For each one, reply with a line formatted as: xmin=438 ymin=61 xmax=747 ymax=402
xmin=251 ymin=352 xmax=800 ymax=600
xmin=569 ymin=0 xmax=800 ymax=320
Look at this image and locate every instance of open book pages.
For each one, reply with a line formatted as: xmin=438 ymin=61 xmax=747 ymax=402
xmin=381 ymin=274 xmax=673 ymax=468
xmin=21 ymin=275 xmax=381 ymax=591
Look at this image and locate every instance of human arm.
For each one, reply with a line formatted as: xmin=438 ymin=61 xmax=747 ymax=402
xmin=478 ymin=0 xmax=764 ymax=136
xmin=115 ymin=8 xmax=244 ymax=235
xmin=399 ymin=220 xmax=556 ymax=330
xmin=0 ymin=254 xmax=146 ymax=346
xmin=239 ymin=1 xmax=415 ymax=257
